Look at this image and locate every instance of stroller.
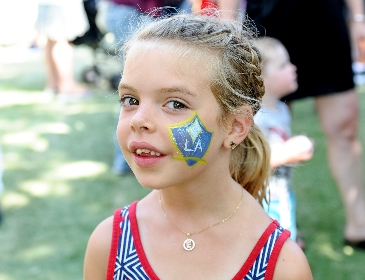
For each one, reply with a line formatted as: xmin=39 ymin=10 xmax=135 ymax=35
xmin=71 ymin=0 xmax=121 ymax=89
xmin=71 ymin=0 xmax=191 ymax=89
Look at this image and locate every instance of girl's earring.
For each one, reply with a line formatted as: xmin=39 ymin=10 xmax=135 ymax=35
xmin=230 ymin=141 xmax=237 ymax=150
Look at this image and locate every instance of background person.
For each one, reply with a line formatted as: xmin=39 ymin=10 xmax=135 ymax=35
xmin=35 ymin=0 xmax=91 ymax=102
xmin=219 ymin=0 xmax=365 ymax=250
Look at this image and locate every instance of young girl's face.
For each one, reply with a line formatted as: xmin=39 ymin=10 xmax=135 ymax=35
xmin=117 ymin=41 xmax=230 ymax=189
xmin=263 ymin=45 xmax=297 ymax=99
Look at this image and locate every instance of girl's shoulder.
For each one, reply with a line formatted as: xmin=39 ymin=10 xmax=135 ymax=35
xmin=272 ymin=237 xmax=313 ymax=280
xmin=84 ymin=214 xmax=114 ymax=279
xmin=242 ymin=193 xmax=312 ymax=279
xmin=84 ymin=203 xmax=137 ymax=279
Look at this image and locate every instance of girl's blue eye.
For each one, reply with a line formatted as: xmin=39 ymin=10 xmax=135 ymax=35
xmin=166 ymin=100 xmax=186 ymax=110
xmin=120 ymin=96 xmax=139 ymax=107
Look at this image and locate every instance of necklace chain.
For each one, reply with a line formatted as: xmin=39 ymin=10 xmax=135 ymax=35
xmin=158 ymin=188 xmax=244 ymax=250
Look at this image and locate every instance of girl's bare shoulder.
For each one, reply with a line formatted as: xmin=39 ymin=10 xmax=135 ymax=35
xmin=84 ymin=215 xmax=114 ymax=280
xmin=273 ymin=237 xmax=313 ymax=280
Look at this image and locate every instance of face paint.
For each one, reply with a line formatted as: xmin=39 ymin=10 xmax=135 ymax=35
xmin=166 ymin=111 xmax=213 ymax=167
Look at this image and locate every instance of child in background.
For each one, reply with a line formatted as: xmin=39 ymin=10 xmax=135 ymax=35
xmin=254 ymin=37 xmax=314 ymax=249
xmin=84 ymin=12 xmax=312 ymax=279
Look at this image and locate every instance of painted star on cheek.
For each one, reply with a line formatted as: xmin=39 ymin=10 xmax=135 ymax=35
xmin=166 ymin=111 xmax=213 ymax=167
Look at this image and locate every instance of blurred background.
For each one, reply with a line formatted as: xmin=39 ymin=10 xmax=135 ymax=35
xmin=0 ymin=0 xmax=365 ymax=279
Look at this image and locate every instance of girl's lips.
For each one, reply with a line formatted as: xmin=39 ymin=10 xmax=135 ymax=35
xmin=133 ymin=153 xmax=165 ymax=167
xmin=129 ymin=141 xmax=166 ymax=167
xmin=129 ymin=141 xmax=164 ymax=155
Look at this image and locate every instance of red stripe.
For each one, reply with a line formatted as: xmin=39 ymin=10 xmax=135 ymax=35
xmin=130 ymin=201 xmax=160 ymax=280
xmin=106 ymin=208 xmax=124 ymax=280
xmin=232 ymin=220 xmax=279 ymax=279
xmin=265 ymin=229 xmax=291 ymax=280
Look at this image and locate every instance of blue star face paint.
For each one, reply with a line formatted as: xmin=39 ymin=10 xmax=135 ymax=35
xmin=166 ymin=111 xmax=213 ymax=167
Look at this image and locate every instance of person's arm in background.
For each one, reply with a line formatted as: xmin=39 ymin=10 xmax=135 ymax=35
xmin=270 ymin=135 xmax=314 ymax=168
xmin=217 ymin=0 xmax=240 ymax=19
xmin=190 ymin=0 xmax=202 ymax=12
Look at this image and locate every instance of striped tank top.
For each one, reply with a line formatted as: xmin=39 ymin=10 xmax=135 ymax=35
xmin=107 ymin=201 xmax=290 ymax=280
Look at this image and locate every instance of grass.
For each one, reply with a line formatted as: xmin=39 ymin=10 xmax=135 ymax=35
xmin=290 ymin=92 xmax=365 ymax=279
xmin=0 ymin=45 xmax=365 ymax=279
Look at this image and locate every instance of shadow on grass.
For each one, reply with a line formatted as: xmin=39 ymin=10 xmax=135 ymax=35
xmin=0 ymin=90 xmax=149 ymax=280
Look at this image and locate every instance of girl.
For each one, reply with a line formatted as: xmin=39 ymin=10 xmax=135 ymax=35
xmin=84 ymin=11 xmax=313 ymax=280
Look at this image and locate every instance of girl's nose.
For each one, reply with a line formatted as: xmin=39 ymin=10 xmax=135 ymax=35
xmin=129 ymin=105 xmax=156 ymax=132
xmin=290 ymin=62 xmax=297 ymax=72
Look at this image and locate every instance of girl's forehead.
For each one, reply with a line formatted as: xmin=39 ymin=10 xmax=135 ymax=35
xmin=123 ymin=40 xmax=215 ymax=91
xmin=126 ymin=41 xmax=178 ymax=60
xmin=126 ymin=40 xmax=216 ymax=76
xmin=269 ymin=45 xmax=288 ymax=62
xmin=128 ymin=40 xmax=215 ymax=62
xmin=263 ymin=46 xmax=289 ymax=68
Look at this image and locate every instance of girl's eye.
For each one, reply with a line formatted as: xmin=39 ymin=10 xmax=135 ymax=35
xmin=166 ymin=100 xmax=187 ymax=110
xmin=120 ymin=96 xmax=139 ymax=107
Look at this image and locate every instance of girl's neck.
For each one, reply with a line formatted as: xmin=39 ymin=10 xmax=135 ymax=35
xmin=154 ymin=175 xmax=244 ymax=222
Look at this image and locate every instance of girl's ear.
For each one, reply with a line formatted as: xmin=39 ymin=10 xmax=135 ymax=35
xmin=224 ymin=106 xmax=252 ymax=149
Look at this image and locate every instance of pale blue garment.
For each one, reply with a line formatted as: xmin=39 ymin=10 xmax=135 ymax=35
xmin=105 ymin=3 xmax=146 ymax=50
xmin=254 ymin=101 xmax=297 ymax=241
xmin=177 ymin=0 xmax=192 ymax=12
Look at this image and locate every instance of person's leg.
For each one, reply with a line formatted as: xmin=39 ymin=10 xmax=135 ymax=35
xmin=315 ymin=89 xmax=365 ymax=241
xmin=44 ymin=38 xmax=58 ymax=92
xmin=50 ymin=38 xmax=86 ymax=94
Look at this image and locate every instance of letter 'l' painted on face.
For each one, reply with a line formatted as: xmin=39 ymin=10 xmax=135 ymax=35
xmin=166 ymin=111 xmax=213 ymax=167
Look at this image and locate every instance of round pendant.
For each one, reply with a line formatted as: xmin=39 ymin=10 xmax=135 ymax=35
xmin=183 ymin=237 xmax=195 ymax=251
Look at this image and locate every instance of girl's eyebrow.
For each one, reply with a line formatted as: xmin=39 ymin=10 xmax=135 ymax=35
xmin=118 ymin=84 xmax=196 ymax=97
xmin=118 ymin=83 xmax=137 ymax=93
xmin=159 ymin=86 xmax=196 ymax=97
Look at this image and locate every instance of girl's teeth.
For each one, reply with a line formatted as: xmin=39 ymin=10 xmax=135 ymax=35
xmin=135 ymin=149 xmax=161 ymax=156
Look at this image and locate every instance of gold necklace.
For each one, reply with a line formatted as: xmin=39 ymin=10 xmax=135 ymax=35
xmin=158 ymin=188 xmax=244 ymax=251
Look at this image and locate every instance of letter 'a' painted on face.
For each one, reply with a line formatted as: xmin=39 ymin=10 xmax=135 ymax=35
xmin=166 ymin=111 xmax=213 ymax=167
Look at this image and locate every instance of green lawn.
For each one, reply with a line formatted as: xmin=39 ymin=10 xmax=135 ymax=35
xmin=0 ymin=45 xmax=364 ymax=279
